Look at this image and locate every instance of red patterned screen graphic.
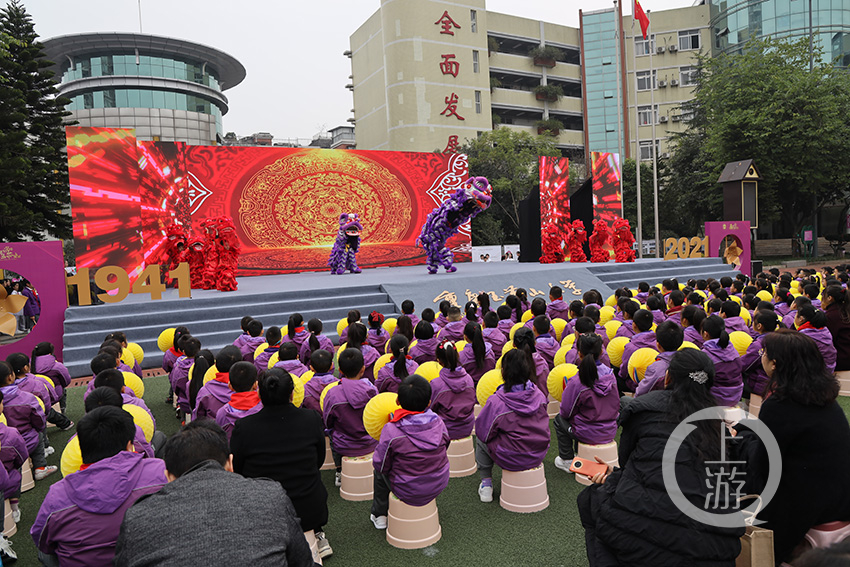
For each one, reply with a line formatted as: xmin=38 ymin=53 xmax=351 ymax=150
xmin=66 ymin=127 xmax=471 ymax=276
xmin=590 ymin=152 xmax=622 ymax=224
xmin=539 ymin=156 xmax=571 ymax=248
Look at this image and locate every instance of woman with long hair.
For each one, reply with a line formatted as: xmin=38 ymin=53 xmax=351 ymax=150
xmin=823 ymin=285 xmax=850 ymax=371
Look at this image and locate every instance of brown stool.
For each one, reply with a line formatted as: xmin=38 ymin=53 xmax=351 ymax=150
xmin=836 ymin=371 xmax=850 ymax=397
xmin=500 ymin=465 xmax=549 ymax=513
xmin=576 ymin=442 xmax=619 ymax=486
xmin=303 ymin=530 xmax=323 ymax=565
xmin=21 ymin=458 xmax=34 ymax=493
xmin=749 ymin=394 xmax=763 ymax=418
xmin=447 ymin=436 xmax=476 ymax=478
xmin=546 ymin=397 xmax=560 ymax=419
xmin=386 ymin=494 xmax=441 ymax=549
xmin=473 ymin=403 xmax=482 ymax=419
xmin=340 ymin=454 xmax=374 ymax=501
xmin=320 ymin=437 xmax=335 ymax=471
xmin=3 ymin=499 xmax=15 ymax=538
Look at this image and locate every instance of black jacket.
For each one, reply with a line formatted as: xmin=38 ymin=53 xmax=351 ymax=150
xmin=230 ymin=403 xmax=328 ymax=532
xmin=579 ymin=391 xmax=744 ymax=567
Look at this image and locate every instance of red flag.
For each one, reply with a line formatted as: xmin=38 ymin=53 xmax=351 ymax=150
xmin=634 ymin=0 xmax=650 ymax=40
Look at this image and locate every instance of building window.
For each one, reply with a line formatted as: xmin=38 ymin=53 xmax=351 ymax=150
xmin=475 ymin=90 xmax=482 ymax=113
xmin=635 ymin=34 xmax=655 ymax=56
xmin=636 ymin=70 xmax=656 ymax=91
xmin=678 ymin=29 xmax=700 ymax=51
xmin=103 ymin=89 xmax=116 ymax=108
xmin=638 ymin=105 xmax=658 ymax=125
xmin=639 ymin=140 xmax=660 ymax=160
xmin=473 ymin=50 xmax=480 ymax=73
xmin=83 ymin=92 xmax=94 ymax=109
xmin=470 ymin=10 xmax=478 ymax=33
xmin=679 ymin=66 xmax=697 ymax=86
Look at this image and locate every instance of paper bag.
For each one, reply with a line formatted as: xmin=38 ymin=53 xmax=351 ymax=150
xmin=736 ymin=526 xmax=774 ymax=567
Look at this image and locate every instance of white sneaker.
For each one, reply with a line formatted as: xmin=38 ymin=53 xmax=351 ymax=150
xmin=334 ymin=471 xmax=342 ymax=487
xmin=11 ymin=509 xmax=20 ymax=523
xmin=44 ymin=446 xmax=55 ymax=456
xmin=35 ymin=465 xmax=58 ymax=481
xmin=554 ymin=456 xmax=574 ymax=473
xmin=316 ymin=531 xmax=333 ymax=558
xmin=478 ymin=482 xmax=493 ymax=503
xmin=0 ymin=536 xmax=16 ymax=561
xmin=370 ymin=514 xmax=388 ymax=530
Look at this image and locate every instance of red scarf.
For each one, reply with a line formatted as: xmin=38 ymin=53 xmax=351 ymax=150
xmin=229 ymin=390 xmax=260 ymax=410
xmin=169 ymin=347 xmax=182 ymax=357
xmin=798 ymin=321 xmax=818 ymax=331
xmin=389 ymin=409 xmax=423 ymax=423
xmin=213 ymin=372 xmax=230 ymax=384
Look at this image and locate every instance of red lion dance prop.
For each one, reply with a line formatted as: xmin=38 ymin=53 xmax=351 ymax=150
xmin=540 ymin=223 xmax=565 ymax=264
xmin=589 ymin=220 xmax=611 ymax=263
xmin=216 ymin=217 xmax=240 ymax=292
xmin=161 ymin=224 xmax=187 ymax=272
xmin=612 ymin=218 xmax=636 ymax=263
xmin=186 ymin=238 xmax=205 ymax=289
xmin=567 ymin=219 xmax=587 ymax=263
xmin=200 ymin=217 xmax=220 ymax=290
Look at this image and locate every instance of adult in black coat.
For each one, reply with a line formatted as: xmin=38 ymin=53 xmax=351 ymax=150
xmin=736 ymin=329 xmax=850 ymax=564
xmin=823 ymin=285 xmax=850 ymax=371
xmin=231 ymin=368 xmax=329 ymax=536
xmin=577 ymin=349 xmax=744 ymax=567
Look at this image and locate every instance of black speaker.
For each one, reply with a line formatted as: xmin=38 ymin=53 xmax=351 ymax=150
xmin=518 ymin=188 xmax=541 ymax=262
xmin=569 ymin=177 xmax=594 ymax=259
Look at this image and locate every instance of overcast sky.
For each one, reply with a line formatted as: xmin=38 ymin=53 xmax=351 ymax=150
xmin=23 ymin=0 xmax=692 ymax=142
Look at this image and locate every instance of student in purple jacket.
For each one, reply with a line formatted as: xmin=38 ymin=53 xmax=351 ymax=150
xmin=773 ymin=288 xmax=794 ymax=318
xmin=85 ymin=387 xmax=154 ymax=459
xmin=272 ymin=342 xmax=309 ymax=378
xmin=516 ymin=288 xmax=532 ymax=315
xmin=338 ymin=309 xmax=362 ymax=347
xmin=162 ymin=326 xmax=190 ymax=380
xmin=476 ymin=293 xmax=494 ymax=321
xmin=720 ymin=300 xmax=753 ymax=337
xmin=681 ymin=305 xmax=706 ymax=347
xmin=0 ymin=362 xmax=54 ymax=481
xmin=410 ymin=320 xmax=439 ymax=364
xmin=399 ymin=300 xmax=420 ymax=329
xmin=216 ymin=362 xmax=262 ymax=440
xmin=300 ymin=319 xmax=334 ymax=365
xmin=795 ymin=305 xmax=838 ymax=374
xmin=496 ymin=305 xmax=515 ymax=337
xmin=566 ymin=318 xmax=612 ymax=368
xmin=435 ymin=301 xmax=451 ymax=329
xmin=302 ymin=349 xmax=337 ymax=413
xmin=804 ymin=283 xmax=822 ymax=309
xmin=255 ymin=326 xmax=282 ymax=372
xmin=475 ymin=349 xmax=550 ymax=503
xmin=553 ymin=334 xmax=619 ymax=473
xmin=103 ymin=332 xmax=143 ymax=378
xmin=619 ymin=309 xmax=657 ymax=391
xmin=742 ymin=311 xmax=778 ymax=398
xmin=93 ymin=369 xmax=166 ymax=455
xmin=533 ymin=315 xmax=560 ymax=370
xmin=344 ymin=323 xmax=380 ymax=382
xmin=546 ymin=286 xmax=570 ymax=321
xmin=20 ymin=279 xmax=40 ymax=331
xmin=522 ymin=298 xmax=548 ymax=331
xmin=370 ymin=375 xmax=450 ymax=530
xmin=0 ymin=389 xmax=28 ymax=522
xmin=376 ymin=335 xmax=419 ymax=394
xmin=232 ymin=316 xmax=255 ymax=353
xmin=282 ymin=313 xmax=311 ymax=353
xmin=784 ymin=295 xmax=809 ymax=329
xmin=615 ymin=301 xmax=639 ymax=339
xmin=438 ymin=306 xmax=467 ymax=342
xmin=430 ymin=341 xmax=475 ymax=440
xmin=513 ymin=328 xmax=551 ymax=396
xmin=194 ymin=346 xmax=242 ymax=421
xmin=665 ymin=290 xmax=685 ymax=326
xmin=394 ymin=315 xmax=415 ymax=347
xmin=645 ymin=295 xmax=667 ymax=326
xmin=701 ymin=315 xmax=743 ymax=406
xmin=239 ymin=319 xmax=265 ymax=363
xmin=366 ymin=311 xmax=390 ymax=354
xmin=31 ymin=342 xmax=71 ymax=415
xmin=635 ymin=321 xmax=683 ymax=397
xmin=6 ymin=353 xmax=72 ymax=432
xmin=323 ymin=348 xmax=378 ymax=487
xmin=582 ymin=306 xmax=610 ymax=348
xmin=31 ymin=406 xmax=167 ymax=567
xmin=505 ymin=295 xmax=523 ymax=324
xmin=482 ymin=312 xmax=508 ymax=358
xmin=421 ymin=308 xmax=440 ymax=334
xmin=459 ymin=323 xmax=495 ymax=384
xmin=170 ymin=336 xmax=200 ymax=419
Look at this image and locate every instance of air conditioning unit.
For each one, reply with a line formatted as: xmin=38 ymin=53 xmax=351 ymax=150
xmin=661 ymin=152 xmax=671 ymax=159
xmin=671 ymin=114 xmax=682 ymax=122
xmin=668 ymin=45 xmax=679 ymax=53
xmin=659 ymin=115 xmax=669 ymax=123
xmin=658 ymin=80 xmax=668 ymax=88
xmin=671 ymin=79 xmax=680 ymax=87
xmin=656 ymin=46 xmax=665 ymax=54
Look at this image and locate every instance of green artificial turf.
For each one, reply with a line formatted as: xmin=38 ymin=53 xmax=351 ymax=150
xmin=9 ymin=378 xmax=850 ymax=566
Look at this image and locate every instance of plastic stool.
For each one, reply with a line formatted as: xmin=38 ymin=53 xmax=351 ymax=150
xmin=749 ymin=394 xmax=763 ymax=418
xmin=447 ymin=436 xmax=476 ymax=478
xmin=804 ymin=521 xmax=850 ymax=549
xmin=3 ymin=499 xmax=15 ymax=538
xmin=21 ymin=458 xmax=34 ymax=493
xmin=340 ymin=454 xmax=374 ymax=501
xmin=723 ymin=406 xmax=746 ymax=426
xmin=576 ymin=442 xmax=619 ymax=486
xmin=47 ymin=403 xmax=60 ymax=428
xmin=321 ymin=437 xmax=335 ymax=471
xmin=546 ymin=397 xmax=560 ymax=419
xmin=500 ymin=465 xmax=549 ymax=513
xmin=387 ymin=494 xmax=441 ymax=549
xmin=473 ymin=404 xmax=482 ymax=419
xmin=836 ymin=370 xmax=850 ymax=397
xmin=303 ymin=530 xmax=323 ymax=565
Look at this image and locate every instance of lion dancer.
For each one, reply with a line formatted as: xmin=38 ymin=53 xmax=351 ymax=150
xmin=417 ymin=176 xmax=492 ymax=274
xmin=200 ymin=217 xmax=220 ymax=290
xmin=216 ymin=217 xmax=240 ymax=292
xmin=328 ymin=213 xmax=363 ymax=275
xmin=159 ymin=223 xmax=187 ymax=286
xmin=612 ymin=218 xmax=636 ymax=263
xmin=566 ymin=219 xmax=588 ymax=263
xmin=589 ymin=220 xmax=612 ymax=263
xmin=540 ymin=223 xmax=565 ymax=264
xmin=185 ymin=238 xmax=206 ymax=288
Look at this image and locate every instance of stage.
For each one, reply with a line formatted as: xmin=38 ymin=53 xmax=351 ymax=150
xmin=61 ymin=256 xmax=739 ymax=378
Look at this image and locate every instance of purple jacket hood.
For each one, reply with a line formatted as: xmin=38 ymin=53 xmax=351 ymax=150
xmin=393 ymin=411 xmax=445 ymax=451
xmin=438 ymin=367 xmax=472 ymax=393
xmin=340 ymin=378 xmax=375 ymax=409
xmin=499 ymin=381 xmax=545 ymax=416
xmin=704 ymin=338 xmax=739 ymax=363
xmin=64 ymin=452 xmax=165 ymax=514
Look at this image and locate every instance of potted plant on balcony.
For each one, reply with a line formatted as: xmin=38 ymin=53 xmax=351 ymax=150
xmin=536 ymin=118 xmax=563 ymax=136
xmin=490 ymin=77 xmax=502 ymax=92
xmin=488 ymin=36 xmax=500 ymax=56
xmin=491 ymin=113 xmax=502 ymax=127
xmin=529 ymin=46 xmax=559 ymax=68
xmin=533 ymin=84 xmax=564 ymax=102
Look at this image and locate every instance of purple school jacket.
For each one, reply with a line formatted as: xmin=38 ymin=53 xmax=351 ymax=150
xmin=665 ymin=307 xmax=684 ymax=327
xmin=302 ymin=373 xmax=338 ymax=413
xmin=282 ymin=328 xmax=310 ymax=352
xmin=17 ymin=373 xmax=56 ymax=408
xmin=615 ymin=321 xmax=636 ymax=339
xmin=376 ymin=358 xmax=419 ymax=394
xmin=437 ymin=321 xmax=466 ymax=342
xmin=299 ymin=335 xmax=334 ymax=365
xmin=338 ymin=325 xmax=351 ymax=347
xmin=430 ymin=367 xmax=476 ymax=439
xmin=724 ymin=316 xmax=755 ymax=338
xmin=1 ymin=384 xmax=44 ymax=454
xmin=565 ymin=347 xmax=612 ymax=369
xmin=703 ymin=338 xmax=743 ymax=406
xmin=475 ymin=381 xmax=550 ymax=472
xmin=322 ymin=378 xmax=378 ymax=457
xmin=594 ymin=324 xmax=611 ymax=348
xmin=31 ymin=451 xmax=167 ymax=567
xmin=619 ymin=331 xmax=658 ymax=382
xmin=650 ymin=310 xmax=666 ymax=325
xmin=636 ymin=351 xmax=675 ymax=396
xmin=741 ymin=334 xmax=770 ymax=396
xmin=399 ymin=314 xmax=420 ymax=329
xmin=535 ymin=334 xmax=560 ymax=370
xmin=799 ymin=326 xmax=838 ymax=374
xmin=783 ymin=310 xmax=797 ymax=329
xmin=530 ymin=352 xmax=551 ymax=397
xmin=162 ymin=348 xmax=181 ymax=375
xmin=560 ymin=364 xmax=619 ymax=445
xmin=458 ymin=343 xmax=496 ymax=385
xmin=482 ymin=328 xmax=508 ymax=358
xmin=435 ymin=314 xmax=448 ymax=329
xmin=546 ymin=299 xmax=570 ymax=322
xmin=215 ymin=394 xmax=263 ymax=440
xmin=254 ymin=344 xmax=279 ymax=372
xmin=367 ymin=328 xmax=390 ymax=354
xmin=0 ymin=422 xmax=27 ymax=498
xmin=193 ymin=376 xmax=233 ymax=421
xmin=233 ymin=332 xmax=250 ymax=352
xmin=683 ymin=326 xmax=704 ymax=347
xmin=241 ymin=336 xmax=266 ymax=363
xmin=410 ymin=336 xmax=439 ymax=365
xmin=273 ymin=358 xmax=309 ymax=377
xmin=121 ymin=393 xmax=156 ymax=430
xmin=359 ymin=345 xmax=381 ymax=382
xmin=774 ymin=302 xmax=791 ymax=318
xmin=33 ymin=354 xmax=71 ymax=400
xmin=170 ymin=355 xmax=193 ymax=413
xmin=497 ymin=319 xmax=515 ymax=337
xmin=22 ymin=287 xmax=40 ymax=317
xmin=373 ymin=410 xmax=450 ymax=507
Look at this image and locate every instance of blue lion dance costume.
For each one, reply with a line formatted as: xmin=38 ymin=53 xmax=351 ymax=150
xmin=417 ymin=176 xmax=492 ymax=274
xmin=328 ymin=213 xmax=363 ymax=275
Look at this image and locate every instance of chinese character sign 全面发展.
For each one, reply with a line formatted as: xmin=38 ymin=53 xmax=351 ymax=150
xmin=435 ymin=10 xmax=463 ymax=152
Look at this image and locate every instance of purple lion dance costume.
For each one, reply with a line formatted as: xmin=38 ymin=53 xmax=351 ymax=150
xmin=328 ymin=213 xmax=364 ymax=275
xmin=417 ymin=176 xmax=492 ymax=274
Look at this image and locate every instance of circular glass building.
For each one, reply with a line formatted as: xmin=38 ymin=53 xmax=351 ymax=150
xmin=43 ymin=32 xmax=246 ymax=145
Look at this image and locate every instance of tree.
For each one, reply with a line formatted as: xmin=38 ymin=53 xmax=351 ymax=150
xmin=458 ymin=127 xmax=561 ymax=245
xmin=665 ymin=38 xmax=850 ymax=237
xmin=0 ymin=0 xmax=73 ymax=241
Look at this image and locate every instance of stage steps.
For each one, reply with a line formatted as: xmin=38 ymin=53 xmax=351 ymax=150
xmin=587 ymin=258 xmax=740 ymax=290
xmin=62 ymin=284 xmax=398 ymax=378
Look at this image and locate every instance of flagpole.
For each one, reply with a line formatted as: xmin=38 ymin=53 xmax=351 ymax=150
xmin=614 ymin=0 xmax=625 ymax=219
xmin=631 ymin=10 xmax=643 ymax=258
xmin=648 ymin=10 xmax=660 ymax=258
